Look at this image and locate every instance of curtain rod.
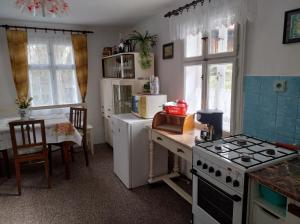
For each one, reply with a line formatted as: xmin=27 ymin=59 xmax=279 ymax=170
xmin=0 ymin=24 xmax=94 ymax=34
xmin=164 ymin=0 xmax=211 ymax=18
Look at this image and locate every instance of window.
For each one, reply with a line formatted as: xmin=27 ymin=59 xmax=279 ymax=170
xmin=185 ymin=33 xmax=202 ymax=58
xmin=28 ymin=33 xmax=80 ymax=107
xmin=184 ymin=24 xmax=238 ymax=133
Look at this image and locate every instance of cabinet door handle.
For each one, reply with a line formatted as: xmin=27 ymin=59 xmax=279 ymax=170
xmin=177 ymin=148 xmax=184 ymax=153
xmin=261 ymin=207 xmax=280 ymax=219
xmin=157 ymin=137 xmax=163 ymax=141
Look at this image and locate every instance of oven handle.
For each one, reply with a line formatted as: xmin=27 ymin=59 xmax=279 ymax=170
xmin=191 ymin=168 xmax=242 ymax=202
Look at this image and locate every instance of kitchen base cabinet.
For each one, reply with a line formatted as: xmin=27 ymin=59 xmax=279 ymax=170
xmin=252 ymin=204 xmax=284 ymax=224
xmin=248 ymin=178 xmax=300 ymax=224
xmin=112 ymin=114 xmax=168 ymax=189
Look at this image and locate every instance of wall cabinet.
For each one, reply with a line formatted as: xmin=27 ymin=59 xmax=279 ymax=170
xmin=102 ymin=52 xmax=154 ymax=79
xmin=100 ymin=78 xmax=149 ymax=146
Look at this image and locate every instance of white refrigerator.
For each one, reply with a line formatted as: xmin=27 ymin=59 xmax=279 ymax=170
xmin=112 ymin=113 xmax=167 ymax=189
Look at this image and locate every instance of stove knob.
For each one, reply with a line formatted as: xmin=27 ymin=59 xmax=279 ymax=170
xmin=233 ymin=180 xmax=240 ymax=187
xmin=215 ymin=170 xmax=222 ymax=177
xmin=226 ymin=176 xmax=232 ymax=183
xmin=209 ymin=167 xmax=214 ymax=173
xmin=196 ymin=160 xmax=202 ymax=166
xmin=202 ymin=164 xmax=208 ymax=169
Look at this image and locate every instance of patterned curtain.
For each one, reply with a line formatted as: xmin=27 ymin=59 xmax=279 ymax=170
xmin=6 ymin=30 xmax=29 ymax=100
xmin=71 ymin=34 xmax=88 ymax=103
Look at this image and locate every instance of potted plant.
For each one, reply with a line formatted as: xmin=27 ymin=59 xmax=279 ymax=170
xmin=129 ymin=30 xmax=158 ymax=70
xmin=16 ymin=97 xmax=33 ymax=120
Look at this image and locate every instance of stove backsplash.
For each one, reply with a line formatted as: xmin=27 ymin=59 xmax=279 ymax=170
xmin=243 ymin=76 xmax=300 ymax=145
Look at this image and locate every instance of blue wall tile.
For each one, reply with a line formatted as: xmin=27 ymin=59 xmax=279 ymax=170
xmin=260 ymin=76 xmax=278 ymax=97
xmin=279 ymin=77 xmax=300 ymax=97
xmin=296 ymin=119 xmax=300 ymax=135
xmin=298 ymin=98 xmax=300 ymax=119
xmin=244 ymin=76 xmax=261 ymax=94
xmin=277 ymin=96 xmax=298 ymax=119
xmin=244 ymin=76 xmax=300 ymax=144
xmin=260 ymin=95 xmax=277 ymax=115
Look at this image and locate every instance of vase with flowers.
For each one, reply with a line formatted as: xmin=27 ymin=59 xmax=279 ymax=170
xmin=16 ymin=97 xmax=33 ymax=120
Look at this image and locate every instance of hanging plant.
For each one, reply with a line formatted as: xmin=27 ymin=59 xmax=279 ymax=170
xmin=129 ymin=30 xmax=158 ymax=70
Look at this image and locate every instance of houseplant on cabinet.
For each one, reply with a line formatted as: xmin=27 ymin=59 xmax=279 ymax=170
xmin=129 ymin=30 xmax=158 ymax=69
xmin=16 ymin=97 xmax=33 ymax=120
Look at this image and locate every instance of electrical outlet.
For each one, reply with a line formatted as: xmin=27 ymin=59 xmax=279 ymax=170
xmin=273 ymin=80 xmax=287 ymax=92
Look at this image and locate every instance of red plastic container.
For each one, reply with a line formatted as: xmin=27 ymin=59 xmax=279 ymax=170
xmin=164 ymin=100 xmax=188 ymax=115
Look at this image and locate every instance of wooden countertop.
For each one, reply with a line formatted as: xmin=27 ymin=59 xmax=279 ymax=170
xmin=148 ymin=124 xmax=201 ymax=150
xmin=250 ymin=155 xmax=300 ymax=202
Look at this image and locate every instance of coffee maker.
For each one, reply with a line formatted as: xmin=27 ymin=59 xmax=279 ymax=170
xmin=196 ymin=109 xmax=223 ymax=141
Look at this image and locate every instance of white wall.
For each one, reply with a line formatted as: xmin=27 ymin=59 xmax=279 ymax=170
xmin=129 ymin=0 xmax=300 ymax=102
xmin=245 ymin=0 xmax=300 ymax=76
xmin=0 ymin=19 xmax=127 ymax=144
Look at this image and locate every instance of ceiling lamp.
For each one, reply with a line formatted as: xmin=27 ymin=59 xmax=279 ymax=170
xmin=16 ymin=0 xmax=69 ymax=17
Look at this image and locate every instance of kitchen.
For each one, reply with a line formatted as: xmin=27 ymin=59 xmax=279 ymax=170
xmin=0 ymin=0 xmax=300 ymax=224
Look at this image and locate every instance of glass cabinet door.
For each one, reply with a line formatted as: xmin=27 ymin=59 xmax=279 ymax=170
xmin=102 ymin=55 xmax=122 ymax=78
xmin=121 ymin=54 xmax=135 ymax=79
xmin=113 ymin=84 xmax=132 ymax=114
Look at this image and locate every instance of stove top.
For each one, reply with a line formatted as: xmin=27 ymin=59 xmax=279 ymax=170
xmin=195 ymin=134 xmax=297 ymax=169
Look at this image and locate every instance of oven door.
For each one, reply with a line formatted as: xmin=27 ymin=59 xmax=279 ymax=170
xmin=192 ymin=170 xmax=243 ymax=224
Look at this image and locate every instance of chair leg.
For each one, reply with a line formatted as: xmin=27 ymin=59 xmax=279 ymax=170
xmin=44 ymin=157 xmax=51 ymax=189
xmin=15 ymin=161 xmax=21 ymax=195
xmin=70 ymin=146 xmax=75 ymax=162
xmin=2 ymin=150 xmax=10 ymax=179
xmin=48 ymin=145 xmax=53 ymax=176
xmin=83 ymin=141 xmax=89 ymax=167
xmin=61 ymin=149 xmax=64 ymax=164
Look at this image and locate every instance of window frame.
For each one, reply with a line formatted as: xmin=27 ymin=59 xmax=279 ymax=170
xmin=28 ymin=38 xmax=81 ymax=108
xmin=183 ymin=24 xmax=240 ymax=134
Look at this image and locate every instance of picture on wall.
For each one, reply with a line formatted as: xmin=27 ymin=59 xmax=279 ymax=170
xmin=162 ymin=42 xmax=174 ymax=59
xmin=283 ymin=8 xmax=300 ymax=44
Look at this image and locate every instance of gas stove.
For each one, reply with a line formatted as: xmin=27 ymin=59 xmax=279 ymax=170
xmin=194 ymin=134 xmax=296 ymax=171
xmin=191 ymin=134 xmax=297 ymax=224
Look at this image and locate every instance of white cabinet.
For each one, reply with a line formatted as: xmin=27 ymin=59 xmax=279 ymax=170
xmin=101 ymin=78 xmax=147 ymax=146
xmin=112 ymin=114 xmax=152 ymax=189
xmin=102 ymin=52 xmax=154 ymax=79
xmin=113 ymin=116 xmax=130 ymax=187
xmin=248 ymin=179 xmax=300 ymax=224
xmin=252 ymin=204 xmax=284 ymax=224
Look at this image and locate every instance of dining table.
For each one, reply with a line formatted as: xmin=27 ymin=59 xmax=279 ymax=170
xmin=0 ymin=114 xmax=82 ymax=180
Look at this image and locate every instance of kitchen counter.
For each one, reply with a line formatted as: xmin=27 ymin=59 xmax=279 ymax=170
xmin=250 ymin=156 xmax=300 ymax=202
xmin=150 ymin=126 xmax=201 ymax=150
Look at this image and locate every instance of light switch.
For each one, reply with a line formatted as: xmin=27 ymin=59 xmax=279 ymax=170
xmin=273 ymin=80 xmax=287 ymax=92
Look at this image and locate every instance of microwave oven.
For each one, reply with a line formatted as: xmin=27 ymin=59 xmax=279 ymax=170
xmin=132 ymin=94 xmax=167 ymax=119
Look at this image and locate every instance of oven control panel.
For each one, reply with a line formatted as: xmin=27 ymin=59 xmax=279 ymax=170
xmin=192 ymin=148 xmax=244 ymax=194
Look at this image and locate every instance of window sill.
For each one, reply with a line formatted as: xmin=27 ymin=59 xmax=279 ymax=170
xmin=31 ymin=103 xmax=84 ymax=110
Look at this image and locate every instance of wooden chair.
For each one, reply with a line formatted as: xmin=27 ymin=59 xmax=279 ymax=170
xmin=48 ymin=107 xmax=89 ymax=175
xmin=0 ymin=149 xmax=10 ymax=179
xmin=9 ymin=120 xmax=51 ymax=195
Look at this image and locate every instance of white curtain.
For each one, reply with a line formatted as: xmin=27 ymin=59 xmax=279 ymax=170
xmin=169 ymin=0 xmax=257 ymax=40
xmin=27 ymin=30 xmax=80 ymax=107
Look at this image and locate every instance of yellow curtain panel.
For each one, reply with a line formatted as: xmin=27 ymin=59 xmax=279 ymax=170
xmin=6 ymin=30 xmax=29 ymax=100
xmin=72 ymin=34 xmax=88 ymax=103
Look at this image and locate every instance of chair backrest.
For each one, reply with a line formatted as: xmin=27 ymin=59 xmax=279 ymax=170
xmin=69 ymin=107 xmax=87 ymax=137
xmin=9 ymin=120 xmax=47 ymax=157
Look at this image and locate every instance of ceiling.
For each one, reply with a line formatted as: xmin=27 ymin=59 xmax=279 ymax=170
xmin=0 ymin=0 xmax=176 ymax=26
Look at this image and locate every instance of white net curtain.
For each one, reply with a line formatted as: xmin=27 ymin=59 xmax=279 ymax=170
xmin=169 ymin=0 xmax=257 ymax=40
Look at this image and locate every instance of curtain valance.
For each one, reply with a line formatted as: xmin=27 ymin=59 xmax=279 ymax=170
xmin=169 ymin=0 xmax=257 ymax=40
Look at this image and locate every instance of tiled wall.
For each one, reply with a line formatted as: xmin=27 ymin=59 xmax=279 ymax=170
xmin=243 ymin=76 xmax=300 ymax=145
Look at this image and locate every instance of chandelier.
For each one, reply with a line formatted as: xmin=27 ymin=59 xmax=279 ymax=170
xmin=16 ymin=0 xmax=69 ymax=17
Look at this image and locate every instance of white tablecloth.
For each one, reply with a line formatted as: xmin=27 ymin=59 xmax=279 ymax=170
xmin=0 ymin=114 xmax=82 ymax=151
